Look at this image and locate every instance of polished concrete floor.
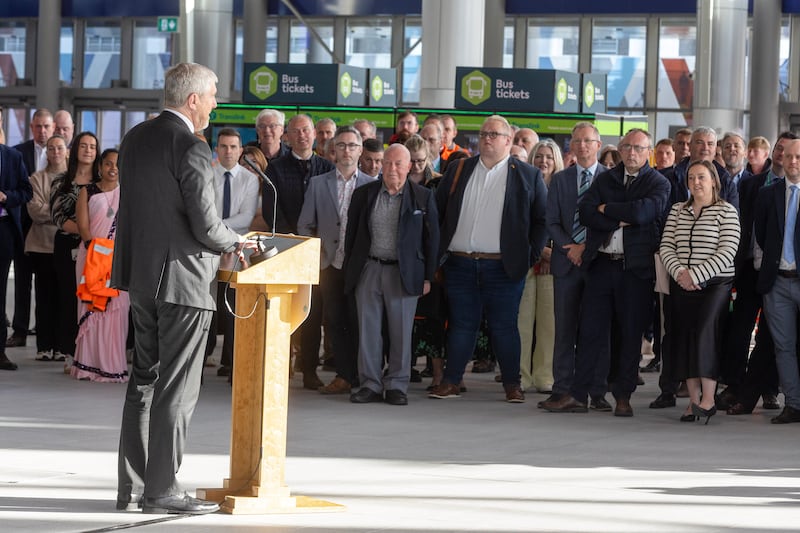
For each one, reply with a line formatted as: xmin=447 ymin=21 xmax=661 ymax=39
xmin=2 ymin=330 xmax=800 ymax=533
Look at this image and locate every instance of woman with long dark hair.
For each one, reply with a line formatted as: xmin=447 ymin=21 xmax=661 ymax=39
xmin=50 ymin=131 xmax=99 ymax=371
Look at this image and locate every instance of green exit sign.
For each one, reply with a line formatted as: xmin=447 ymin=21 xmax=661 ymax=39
xmin=157 ymin=17 xmax=179 ymax=33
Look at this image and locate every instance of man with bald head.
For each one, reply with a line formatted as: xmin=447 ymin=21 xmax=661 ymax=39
xmin=343 ymin=143 xmax=439 ymax=405
xmin=54 ymin=110 xmax=75 ymax=146
xmin=514 ymin=128 xmax=539 ymax=155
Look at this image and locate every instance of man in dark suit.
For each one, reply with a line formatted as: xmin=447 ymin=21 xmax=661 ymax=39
xmin=0 ymin=143 xmax=32 ymax=370
xmin=343 ymin=143 xmax=439 ymax=406
xmin=112 ymin=62 xmax=245 ymax=514
xmin=546 ymin=128 xmax=669 ymax=417
xmin=298 ymin=125 xmax=376 ymax=394
xmin=428 ymin=115 xmax=548 ymax=403
xmin=6 ymin=108 xmax=53 ymax=348
xmin=264 ymin=114 xmax=335 ymax=390
xmin=542 ymin=122 xmax=608 ymax=411
xmin=754 ymin=138 xmax=800 ymax=424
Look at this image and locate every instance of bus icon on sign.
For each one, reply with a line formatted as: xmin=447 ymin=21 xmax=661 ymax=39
xmin=461 ymin=70 xmax=491 ymax=105
xmin=255 ymin=71 xmax=274 ymax=94
xmin=466 ymin=76 xmax=487 ymax=98
xmin=249 ymin=67 xmax=278 ymax=100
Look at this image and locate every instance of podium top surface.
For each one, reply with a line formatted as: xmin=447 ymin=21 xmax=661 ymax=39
xmin=218 ymin=232 xmax=320 ymax=286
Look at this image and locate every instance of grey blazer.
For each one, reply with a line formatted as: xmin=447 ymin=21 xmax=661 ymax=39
xmin=546 ymin=164 xmax=606 ymax=278
xmin=297 ymin=168 xmax=376 ymax=269
xmin=111 ymin=111 xmax=240 ymax=310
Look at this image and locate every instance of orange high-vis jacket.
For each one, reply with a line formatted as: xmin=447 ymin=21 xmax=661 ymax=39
xmin=77 ymin=237 xmax=119 ymax=312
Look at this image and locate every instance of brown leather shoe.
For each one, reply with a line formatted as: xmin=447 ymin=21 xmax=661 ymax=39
xmin=504 ymin=383 xmax=525 ymax=403
xmin=543 ymin=395 xmax=588 ymax=413
xmin=428 ymin=383 xmax=461 ymax=399
xmin=5 ymin=334 xmax=25 ymax=348
xmin=303 ymin=373 xmax=325 ymax=390
xmin=319 ymin=376 xmax=351 ymax=394
xmin=614 ymin=398 xmax=634 ymax=417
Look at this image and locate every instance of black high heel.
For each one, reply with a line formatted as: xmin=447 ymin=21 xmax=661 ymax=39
xmin=691 ymin=403 xmax=717 ymax=425
xmin=680 ymin=413 xmax=699 ymax=422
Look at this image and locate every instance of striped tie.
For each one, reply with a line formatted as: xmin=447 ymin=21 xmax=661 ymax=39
xmin=571 ymin=169 xmax=591 ymax=243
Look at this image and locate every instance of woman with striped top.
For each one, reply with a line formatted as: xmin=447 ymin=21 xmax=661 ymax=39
xmin=660 ymin=159 xmax=741 ymax=423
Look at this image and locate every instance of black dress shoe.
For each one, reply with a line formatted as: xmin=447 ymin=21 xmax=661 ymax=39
xmin=350 ymin=387 xmax=383 ymax=404
xmin=590 ymin=396 xmax=613 ymax=412
xmin=142 ymin=493 xmax=219 ymax=514
xmin=0 ymin=353 xmax=18 ymax=371
xmin=543 ymin=395 xmax=588 ymax=413
xmin=614 ymin=398 xmax=634 ymax=417
xmin=649 ymin=393 xmax=676 ymax=409
xmin=640 ymin=359 xmax=661 ymax=373
xmin=762 ymin=394 xmax=781 ymax=410
xmin=715 ymin=387 xmax=738 ymax=410
xmin=771 ymin=405 xmax=800 ymax=424
xmin=537 ymin=393 xmax=563 ymax=409
xmin=5 ymin=335 xmax=25 ymax=348
xmin=116 ymin=493 xmax=143 ymax=511
xmin=409 ymin=368 xmax=422 ymax=383
xmin=384 ymin=389 xmax=408 ymax=406
xmin=216 ymin=365 xmax=231 ymax=377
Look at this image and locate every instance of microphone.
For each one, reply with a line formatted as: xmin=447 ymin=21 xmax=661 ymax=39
xmin=241 ymin=155 xmax=278 ymax=241
xmin=248 ymin=235 xmax=278 ymax=265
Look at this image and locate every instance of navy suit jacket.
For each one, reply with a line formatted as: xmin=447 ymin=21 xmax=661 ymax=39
xmin=0 ymin=145 xmax=33 ymax=258
xmin=754 ymin=180 xmax=800 ymax=294
xmin=736 ymin=169 xmax=770 ymax=273
xmin=579 ymin=162 xmax=670 ymax=280
xmin=343 ymin=179 xmax=439 ymax=296
xmin=546 ymin=163 xmax=606 ymax=278
xmin=436 ymin=155 xmax=548 ymax=281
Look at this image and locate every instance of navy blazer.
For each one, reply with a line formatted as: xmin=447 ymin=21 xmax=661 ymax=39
xmin=579 ymin=161 xmax=670 ymax=280
xmin=0 ymin=145 xmax=33 ymax=258
xmin=736 ymin=170 xmax=771 ymax=272
xmin=436 ymin=155 xmax=548 ymax=282
xmin=754 ymin=179 xmax=800 ymax=294
xmin=546 ymin=164 xmax=606 ymax=278
xmin=343 ymin=179 xmax=439 ymax=296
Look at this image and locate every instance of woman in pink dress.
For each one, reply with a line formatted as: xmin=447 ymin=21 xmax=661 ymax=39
xmin=71 ymin=148 xmax=129 ymax=382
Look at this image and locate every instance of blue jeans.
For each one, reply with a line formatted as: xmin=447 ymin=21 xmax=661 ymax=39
xmin=442 ymin=255 xmax=525 ymax=386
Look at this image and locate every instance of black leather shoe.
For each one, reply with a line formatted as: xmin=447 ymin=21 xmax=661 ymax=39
xmin=715 ymin=387 xmax=737 ymax=410
xmin=649 ymin=393 xmax=676 ymax=409
xmin=409 ymin=368 xmax=422 ymax=383
xmin=762 ymin=394 xmax=781 ymax=410
xmin=0 ymin=353 xmax=18 ymax=371
xmin=5 ymin=335 xmax=25 ymax=348
xmin=384 ymin=389 xmax=408 ymax=406
xmin=640 ymin=359 xmax=661 ymax=373
xmin=537 ymin=393 xmax=563 ymax=409
xmin=543 ymin=395 xmax=588 ymax=413
xmin=350 ymin=387 xmax=383 ymax=404
xmin=142 ymin=493 xmax=219 ymax=514
xmin=614 ymin=398 xmax=634 ymax=417
xmin=116 ymin=493 xmax=143 ymax=511
xmin=216 ymin=365 xmax=231 ymax=377
xmin=771 ymin=405 xmax=800 ymax=424
xmin=590 ymin=396 xmax=613 ymax=412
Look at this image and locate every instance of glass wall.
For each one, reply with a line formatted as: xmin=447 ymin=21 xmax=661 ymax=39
xmin=289 ymin=19 xmax=334 ymax=63
xmin=591 ymin=20 xmax=647 ymax=110
xmin=0 ymin=22 xmax=26 ymax=87
xmin=503 ymin=21 xmax=514 ymax=68
xmin=403 ymin=18 xmax=422 ymax=104
xmin=132 ymin=22 xmax=172 ymax=89
xmin=233 ymin=21 xmax=277 ymax=92
xmin=526 ymin=21 xmax=579 ymax=71
xmin=346 ymin=18 xmax=392 ymax=68
xmin=60 ymin=23 xmax=73 ymax=86
xmin=83 ymin=22 xmax=121 ymax=88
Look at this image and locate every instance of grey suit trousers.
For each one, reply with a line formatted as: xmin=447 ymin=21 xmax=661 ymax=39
xmin=355 ymin=260 xmax=418 ymax=394
xmin=118 ymin=292 xmax=213 ymax=500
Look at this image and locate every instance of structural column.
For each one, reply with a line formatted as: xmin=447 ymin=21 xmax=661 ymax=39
xmin=483 ymin=0 xmax=506 ymax=68
xmin=419 ymin=0 xmax=486 ymax=108
xmin=749 ymin=0 xmax=781 ymax=140
xmin=36 ymin=0 xmax=61 ymax=112
xmin=693 ymin=0 xmax=747 ymax=132
xmin=243 ymin=0 xmax=268 ymax=64
xmin=181 ymin=0 xmax=234 ymax=102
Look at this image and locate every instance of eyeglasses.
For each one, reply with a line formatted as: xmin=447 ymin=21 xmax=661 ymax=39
xmin=411 ymin=158 xmax=427 ymax=165
xmin=572 ymin=138 xmax=600 ymax=145
xmin=335 ymin=142 xmax=361 ymax=151
xmin=619 ymin=144 xmax=650 ymax=153
xmin=256 ymin=123 xmax=282 ymax=131
xmin=478 ymin=131 xmax=508 ymax=140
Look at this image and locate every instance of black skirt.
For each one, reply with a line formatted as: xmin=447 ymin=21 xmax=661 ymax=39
xmin=667 ymin=277 xmax=732 ymax=381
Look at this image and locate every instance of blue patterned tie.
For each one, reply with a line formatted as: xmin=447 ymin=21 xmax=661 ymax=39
xmin=784 ymin=184 xmax=799 ymax=264
xmin=222 ymin=171 xmax=232 ymax=219
xmin=571 ymin=169 xmax=591 ymax=243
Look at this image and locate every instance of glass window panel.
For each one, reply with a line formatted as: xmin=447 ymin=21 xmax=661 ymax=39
xmin=125 ymin=111 xmax=147 ymax=136
xmin=0 ymin=22 xmax=26 ymax=87
xmin=657 ymin=20 xmax=695 ymax=111
xmin=591 ymin=20 xmax=647 ymax=110
xmin=132 ymin=22 xmax=171 ymax=89
xmin=526 ymin=22 xmax=578 ymax=71
xmin=84 ymin=22 xmax=121 ymax=88
xmin=503 ymin=21 xmax=514 ymax=68
xmin=402 ymin=19 xmax=421 ymax=104
xmin=780 ymin=17 xmax=791 ymax=101
xmin=60 ymin=23 xmax=73 ymax=87
xmin=100 ymin=110 xmax=122 ymax=149
xmin=290 ymin=19 xmax=333 ymax=63
xmin=346 ymin=18 xmax=391 ymax=68
xmin=233 ymin=20 xmax=277 ymax=92
xmin=79 ymin=110 xmax=97 ymax=137
xmin=5 ymin=107 xmax=28 ymax=146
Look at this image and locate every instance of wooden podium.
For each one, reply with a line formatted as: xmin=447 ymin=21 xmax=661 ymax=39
xmin=197 ymin=233 xmax=344 ymax=514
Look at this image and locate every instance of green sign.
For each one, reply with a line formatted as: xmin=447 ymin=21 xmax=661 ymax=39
xmin=368 ymin=68 xmax=397 ymax=107
xmin=243 ymin=63 xmax=366 ymax=106
xmin=157 ymin=17 xmax=179 ymax=33
xmin=581 ymin=74 xmax=607 ymax=113
xmin=455 ymin=67 xmax=580 ymax=114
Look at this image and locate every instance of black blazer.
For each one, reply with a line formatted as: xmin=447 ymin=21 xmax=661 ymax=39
xmin=263 ymin=153 xmax=334 ymax=234
xmin=11 ymin=139 xmax=35 ymax=235
xmin=436 ymin=155 xmax=548 ymax=282
xmin=754 ymin=180 xmax=800 ymax=294
xmin=736 ymin=170 xmax=771 ymax=272
xmin=0 ymin=145 xmax=33 ymax=258
xmin=343 ymin=179 xmax=439 ymax=296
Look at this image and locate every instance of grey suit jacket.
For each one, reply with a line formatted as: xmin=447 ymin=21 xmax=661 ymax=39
xmin=546 ymin=164 xmax=606 ymax=278
xmin=297 ymin=168 xmax=376 ymax=269
xmin=111 ymin=111 xmax=240 ymax=310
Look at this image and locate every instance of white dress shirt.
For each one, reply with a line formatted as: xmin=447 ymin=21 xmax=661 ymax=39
xmin=213 ymin=164 xmax=259 ymax=234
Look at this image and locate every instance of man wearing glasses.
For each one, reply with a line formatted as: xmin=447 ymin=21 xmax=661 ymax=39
xmin=546 ymin=128 xmax=669 ymax=417
xmin=254 ymin=108 xmax=290 ymax=162
xmin=298 ymin=126 xmax=376 ymax=395
xmin=429 ymin=115 xmax=548 ymax=403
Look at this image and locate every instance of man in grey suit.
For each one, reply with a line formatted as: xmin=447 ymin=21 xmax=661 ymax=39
xmin=298 ymin=125 xmax=376 ymax=394
xmin=542 ymin=122 xmax=608 ymax=412
xmin=112 ymin=62 xmax=245 ymax=515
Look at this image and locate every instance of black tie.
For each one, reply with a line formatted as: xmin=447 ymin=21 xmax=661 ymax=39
xmin=222 ymin=171 xmax=231 ymax=219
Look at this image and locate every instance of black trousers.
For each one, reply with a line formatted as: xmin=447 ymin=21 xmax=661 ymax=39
xmin=10 ymin=248 xmax=33 ymax=337
xmin=320 ymin=266 xmax=358 ymax=384
xmin=53 ymin=232 xmax=79 ymax=356
xmin=29 ymin=252 xmax=59 ymax=352
xmin=205 ymin=283 xmax=235 ymax=367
